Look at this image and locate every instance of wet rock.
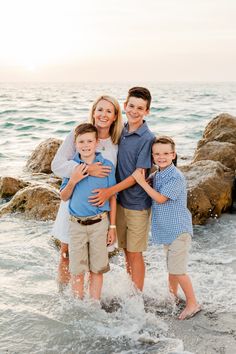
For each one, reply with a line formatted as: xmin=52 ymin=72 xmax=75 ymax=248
xmin=197 ymin=113 xmax=236 ymax=147
xmin=26 ymin=138 xmax=62 ymax=174
xmin=193 ymin=141 xmax=236 ymax=171
xmin=0 ymin=177 xmax=30 ymax=198
xmin=0 ymin=185 xmax=60 ymax=220
xmin=193 ymin=113 xmax=236 ymax=172
xmin=180 ymin=160 xmax=234 ymax=224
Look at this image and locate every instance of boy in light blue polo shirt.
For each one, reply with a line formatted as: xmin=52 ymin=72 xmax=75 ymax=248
xmin=60 ymin=123 xmax=116 ymax=301
xmin=132 ymin=136 xmax=201 ymax=320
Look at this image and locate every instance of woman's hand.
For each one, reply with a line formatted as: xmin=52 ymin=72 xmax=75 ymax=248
xmin=87 ymin=162 xmax=112 ymax=177
xmin=107 ymin=228 xmax=116 ymax=245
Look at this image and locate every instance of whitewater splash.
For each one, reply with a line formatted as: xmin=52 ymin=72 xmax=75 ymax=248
xmin=0 ymin=212 xmax=235 ymax=353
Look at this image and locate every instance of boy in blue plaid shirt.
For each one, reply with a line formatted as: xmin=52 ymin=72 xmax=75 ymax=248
xmin=132 ymin=136 xmax=201 ymax=320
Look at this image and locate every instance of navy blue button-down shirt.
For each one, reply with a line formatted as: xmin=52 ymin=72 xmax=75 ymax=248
xmin=116 ymin=121 xmax=155 ymax=210
xmin=151 ymin=164 xmax=193 ymax=244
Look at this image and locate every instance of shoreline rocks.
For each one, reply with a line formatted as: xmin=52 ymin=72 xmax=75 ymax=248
xmin=26 ymin=138 xmax=62 ymax=174
xmin=0 ymin=177 xmax=31 ymax=198
xmin=0 ymin=185 xmax=60 ymax=221
xmin=0 ymin=113 xmax=235 ymax=224
xmin=180 ymin=160 xmax=234 ymax=224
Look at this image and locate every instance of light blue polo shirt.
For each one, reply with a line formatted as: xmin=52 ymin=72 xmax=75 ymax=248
xmin=151 ymin=164 xmax=193 ymax=245
xmin=60 ymin=152 xmax=116 ymax=217
xmin=116 ymin=121 xmax=155 ymax=210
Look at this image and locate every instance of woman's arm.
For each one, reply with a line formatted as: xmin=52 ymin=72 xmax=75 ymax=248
xmin=107 ymin=195 xmax=117 ymax=245
xmin=51 ymin=129 xmax=111 ymax=178
xmin=51 ymin=130 xmax=78 ymax=178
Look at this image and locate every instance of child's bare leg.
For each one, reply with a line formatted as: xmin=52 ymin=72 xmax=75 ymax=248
xmin=58 ymin=242 xmax=70 ymax=285
xmin=124 ymin=249 xmax=132 ymax=275
xmin=173 ymin=273 xmax=200 ymax=320
xmin=71 ymin=273 xmax=84 ymax=299
xmin=168 ymin=274 xmax=179 ymax=297
xmin=125 ymin=250 xmax=145 ymax=291
xmin=89 ymin=272 xmax=103 ymax=300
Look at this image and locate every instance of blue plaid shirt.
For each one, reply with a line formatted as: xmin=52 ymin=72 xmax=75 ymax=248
xmin=151 ymin=164 xmax=193 ymax=245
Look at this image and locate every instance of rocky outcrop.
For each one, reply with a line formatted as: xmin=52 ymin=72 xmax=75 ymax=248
xmin=0 ymin=177 xmax=30 ymax=198
xmin=184 ymin=113 xmax=236 ymax=223
xmin=197 ymin=113 xmax=236 ymax=147
xmin=0 ymin=185 xmax=60 ymax=220
xmin=193 ymin=113 xmax=236 ymax=172
xmin=192 ymin=141 xmax=236 ymax=171
xmin=180 ymin=161 xmax=234 ymax=224
xmin=26 ymin=138 xmax=62 ymax=174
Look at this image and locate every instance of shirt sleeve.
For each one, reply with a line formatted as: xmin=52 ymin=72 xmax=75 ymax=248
xmin=159 ymin=176 xmax=185 ymax=200
xmin=60 ymin=177 xmax=69 ymax=191
xmin=51 ymin=130 xmax=78 ymax=178
xmin=136 ymin=138 xmax=153 ymax=169
xmin=107 ymin=162 xmax=116 ymax=187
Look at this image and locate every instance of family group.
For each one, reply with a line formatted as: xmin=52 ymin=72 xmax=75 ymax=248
xmin=51 ymin=87 xmax=201 ymax=320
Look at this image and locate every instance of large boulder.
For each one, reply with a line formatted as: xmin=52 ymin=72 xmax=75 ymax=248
xmin=0 ymin=185 xmax=60 ymax=220
xmin=0 ymin=177 xmax=30 ymax=198
xmin=26 ymin=138 xmax=62 ymax=174
xmin=196 ymin=113 xmax=236 ymax=147
xmin=186 ymin=113 xmax=236 ymax=224
xmin=192 ymin=141 xmax=236 ymax=171
xmin=181 ymin=160 xmax=234 ymax=225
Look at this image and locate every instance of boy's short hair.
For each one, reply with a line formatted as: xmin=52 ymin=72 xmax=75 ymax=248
xmin=126 ymin=87 xmax=152 ymax=110
xmin=74 ymin=123 xmax=98 ymax=141
xmin=153 ymin=136 xmax=176 ymax=152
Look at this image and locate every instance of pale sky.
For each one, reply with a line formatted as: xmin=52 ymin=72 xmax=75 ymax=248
xmin=0 ymin=0 xmax=235 ymax=82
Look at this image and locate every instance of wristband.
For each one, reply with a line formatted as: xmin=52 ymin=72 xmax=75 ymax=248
xmin=109 ymin=225 xmax=116 ymax=229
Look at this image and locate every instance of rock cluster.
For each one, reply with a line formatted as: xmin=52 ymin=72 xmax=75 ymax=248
xmin=182 ymin=113 xmax=236 ymax=224
xmin=0 ymin=113 xmax=235 ymax=225
xmin=0 ymin=184 xmax=60 ymax=221
xmin=26 ymin=138 xmax=62 ymax=173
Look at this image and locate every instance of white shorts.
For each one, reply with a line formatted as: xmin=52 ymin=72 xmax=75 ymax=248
xmin=51 ymin=200 xmax=70 ymax=243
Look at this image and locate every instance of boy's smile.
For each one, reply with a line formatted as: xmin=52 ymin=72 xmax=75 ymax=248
xmin=124 ymin=97 xmax=149 ymax=131
xmin=152 ymin=143 xmax=176 ymax=170
xmin=75 ymin=132 xmax=98 ymax=162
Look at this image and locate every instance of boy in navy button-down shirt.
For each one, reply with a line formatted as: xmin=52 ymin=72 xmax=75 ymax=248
xmin=133 ymin=136 xmax=201 ymax=320
xmin=89 ymin=87 xmax=155 ymax=291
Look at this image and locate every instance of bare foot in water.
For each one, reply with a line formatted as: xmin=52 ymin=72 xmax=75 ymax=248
xmin=178 ymin=304 xmax=202 ymax=320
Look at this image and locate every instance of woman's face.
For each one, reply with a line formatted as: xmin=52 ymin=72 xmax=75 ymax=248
xmin=93 ymin=99 xmax=116 ymax=130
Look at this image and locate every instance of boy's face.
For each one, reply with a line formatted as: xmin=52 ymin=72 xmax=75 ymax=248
xmin=124 ymin=97 xmax=149 ymax=128
xmin=75 ymin=132 xmax=97 ymax=159
xmin=152 ymin=143 xmax=176 ymax=170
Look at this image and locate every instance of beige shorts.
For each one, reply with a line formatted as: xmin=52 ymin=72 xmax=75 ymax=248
xmin=68 ymin=216 xmax=110 ymax=275
xmin=164 ymin=233 xmax=191 ymax=275
xmin=116 ymin=204 xmax=151 ymax=252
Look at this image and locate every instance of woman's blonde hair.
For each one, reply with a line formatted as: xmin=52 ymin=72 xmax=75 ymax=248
xmin=89 ymin=95 xmax=123 ymax=145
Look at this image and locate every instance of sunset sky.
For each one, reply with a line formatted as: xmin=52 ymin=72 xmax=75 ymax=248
xmin=0 ymin=0 xmax=235 ymax=82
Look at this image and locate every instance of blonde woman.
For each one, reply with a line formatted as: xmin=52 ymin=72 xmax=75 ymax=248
xmin=51 ymin=95 xmax=123 ymax=288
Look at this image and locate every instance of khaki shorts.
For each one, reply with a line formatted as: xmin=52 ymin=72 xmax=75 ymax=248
xmin=116 ymin=204 xmax=151 ymax=252
xmin=68 ymin=216 xmax=110 ymax=275
xmin=164 ymin=233 xmax=191 ymax=275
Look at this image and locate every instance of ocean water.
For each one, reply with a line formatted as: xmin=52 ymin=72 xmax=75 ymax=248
xmin=0 ymin=82 xmax=236 ymax=354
